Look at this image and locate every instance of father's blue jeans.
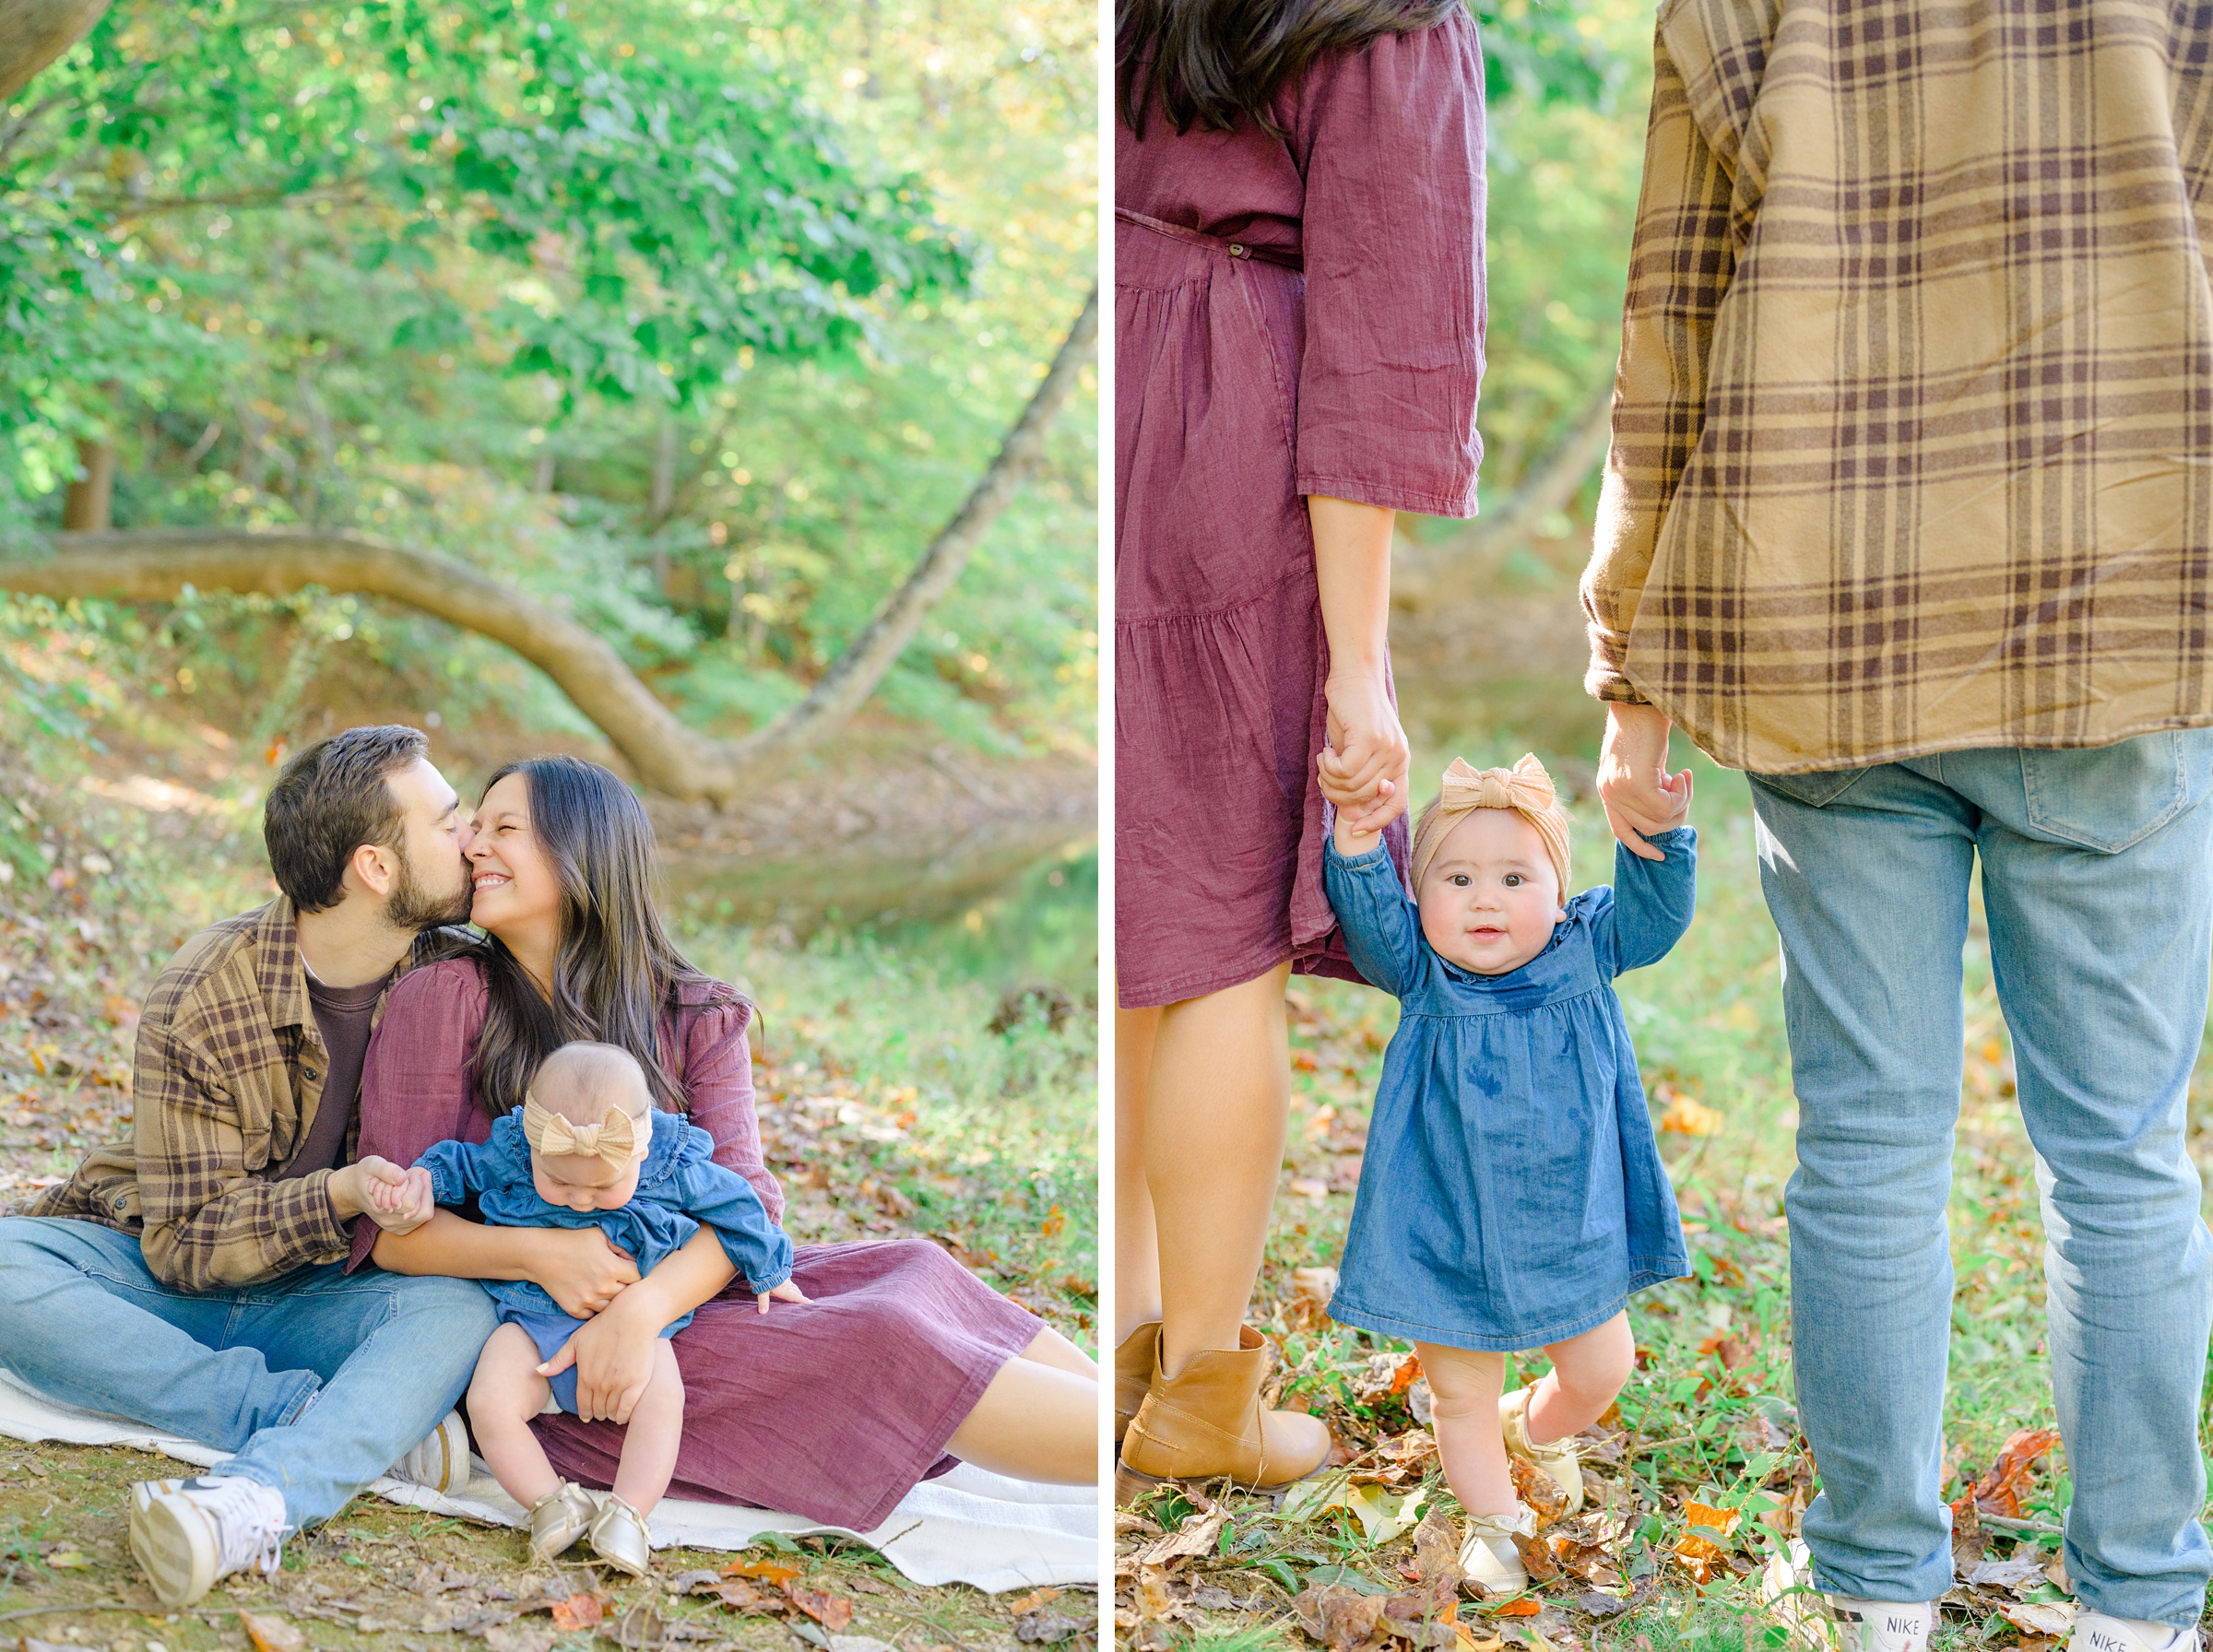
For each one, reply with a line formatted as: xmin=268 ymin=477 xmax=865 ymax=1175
xmin=0 ymin=1216 xmax=497 ymax=1529
xmin=1750 ymin=733 xmax=2213 ymax=1627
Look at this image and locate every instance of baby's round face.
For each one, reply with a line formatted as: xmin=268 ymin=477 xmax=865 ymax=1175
xmin=1416 ymin=808 xmax=1568 ymax=975
xmin=529 ymin=1101 xmax=647 ymax=1213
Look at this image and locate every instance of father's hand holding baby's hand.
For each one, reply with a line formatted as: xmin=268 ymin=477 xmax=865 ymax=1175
xmin=757 ymin=1279 xmax=809 ymax=1315
xmin=334 ymin=1155 xmax=432 ymax=1233
xmin=1598 ymin=702 xmax=1694 ymax=861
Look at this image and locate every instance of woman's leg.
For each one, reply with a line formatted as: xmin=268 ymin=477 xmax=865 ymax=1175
xmin=1416 ymin=1343 xmax=1514 ymax=1516
xmin=944 ymin=1356 xmax=1097 ymax=1484
xmin=1114 ymin=1003 xmax=1163 ymax=1339
xmin=609 ymin=1342 xmax=685 ymax=1515
xmin=1145 ymin=961 xmax=1294 ymax=1375
xmin=1527 ymin=1313 xmax=1635 ymax=1445
xmin=1017 ymin=1325 xmax=1100 ymax=1377
xmin=468 ymin=1325 xmax=561 ymax=1506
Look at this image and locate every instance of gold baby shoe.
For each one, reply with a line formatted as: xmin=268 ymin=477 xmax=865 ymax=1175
xmin=586 ymin=1493 xmax=653 ymax=1578
xmin=527 ymin=1481 xmax=600 ymax=1563
xmin=1499 ymin=1386 xmax=1583 ymax=1515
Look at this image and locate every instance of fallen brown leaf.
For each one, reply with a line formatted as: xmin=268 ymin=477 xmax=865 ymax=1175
xmin=1007 ymin=1587 xmax=1063 ymax=1615
xmin=1293 ymin=1584 xmax=1388 ymax=1651
xmin=1131 ymin=1509 xmax=1225 ymax=1568
xmin=1957 ymin=1428 xmax=2062 ymax=1521
xmin=1509 ymin=1456 xmax=1568 ymax=1526
xmin=785 ymin=1583 xmax=855 ymax=1632
xmin=723 ymin=1557 xmax=803 ymax=1587
xmin=1410 ymin=1504 xmax=1462 ymax=1588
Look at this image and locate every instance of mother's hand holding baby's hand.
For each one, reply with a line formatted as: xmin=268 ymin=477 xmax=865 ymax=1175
xmin=758 ymin=1279 xmax=809 ymax=1315
xmin=1321 ymin=668 xmax=1411 ymax=837
xmin=1597 ymin=702 xmax=1694 ymax=861
xmin=535 ymin=1227 xmax=642 ymax=1318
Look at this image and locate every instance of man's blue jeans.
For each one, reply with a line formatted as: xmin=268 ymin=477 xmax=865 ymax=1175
xmin=1749 ymin=733 xmax=2213 ymax=1626
xmin=0 ymin=1216 xmax=497 ymax=1530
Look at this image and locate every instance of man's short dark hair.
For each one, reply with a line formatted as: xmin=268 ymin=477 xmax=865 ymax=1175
xmin=265 ymin=726 xmax=430 ymax=913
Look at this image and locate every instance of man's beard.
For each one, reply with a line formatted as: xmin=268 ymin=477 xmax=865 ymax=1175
xmin=385 ymin=852 xmax=473 ymax=931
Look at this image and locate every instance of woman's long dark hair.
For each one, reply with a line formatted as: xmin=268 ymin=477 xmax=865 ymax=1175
xmin=469 ymin=756 xmax=729 ymax=1119
xmin=1118 ymin=0 xmax=1462 ymax=136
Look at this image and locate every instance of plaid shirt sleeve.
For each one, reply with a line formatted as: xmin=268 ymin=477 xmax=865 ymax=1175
xmin=134 ymin=995 xmax=351 ymax=1292
xmin=1581 ymin=16 xmax=1745 ymax=705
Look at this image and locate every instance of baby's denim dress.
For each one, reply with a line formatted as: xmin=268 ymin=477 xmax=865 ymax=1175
xmin=414 ymin=1108 xmax=793 ymax=1411
xmin=1321 ymin=828 xmax=1696 ymax=1351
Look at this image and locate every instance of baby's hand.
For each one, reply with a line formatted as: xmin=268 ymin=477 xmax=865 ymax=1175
xmin=356 ymin=1157 xmax=432 ymax=1234
xmin=757 ymin=1279 xmax=809 ymax=1316
xmin=1324 ymin=749 xmax=1392 ymax=856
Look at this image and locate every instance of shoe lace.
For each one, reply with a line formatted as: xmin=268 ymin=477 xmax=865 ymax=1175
xmin=194 ymin=1479 xmax=291 ymax=1579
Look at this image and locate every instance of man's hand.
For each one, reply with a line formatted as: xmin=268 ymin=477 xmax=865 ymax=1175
xmin=1319 ymin=668 xmax=1411 ymax=839
xmin=542 ymin=1288 xmax=661 ymax=1423
xmin=757 ymin=1278 xmax=809 ymax=1315
xmin=530 ymin=1226 xmax=642 ymax=1318
xmin=1597 ymin=702 xmax=1693 ymax=860
xmin=330 ymin=1155 xmax=432 ymax=1231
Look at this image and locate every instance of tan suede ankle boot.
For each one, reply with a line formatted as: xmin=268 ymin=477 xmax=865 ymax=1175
xmin=1117 ymin=1326 xmax=1331 ymax=1497
xmin=1114 ymin=1322 xmax=1162 ymax=1446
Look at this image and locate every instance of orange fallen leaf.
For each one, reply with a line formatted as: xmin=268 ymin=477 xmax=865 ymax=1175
xmin=1660 ymin=1092 xmax=1724 ymax=1137
xmin=237 ymin=1612 xmax=304 ymax=1652
xmin=1956 ymin=1427 xmax=2062 ymax=1520
xmin=1008 ymin=1587 xmax=1063 ymax=1615
xmin=549 ymin=1594 xmax=605 ymax=1632
xmin=723 ymin=1558 xmax=803 ymax=1587
xmin=1674 ymin=1500 xmax=1743 ymax=1582
xmin=1040 ymin=1205 xmax=1065 ymax=1239
xmin=1488 ymin=1599 xmax=1542 ymax=1618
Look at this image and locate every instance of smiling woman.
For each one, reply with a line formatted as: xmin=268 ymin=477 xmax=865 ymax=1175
xmin=353 ymin=755 xmax=1100 ymax=1527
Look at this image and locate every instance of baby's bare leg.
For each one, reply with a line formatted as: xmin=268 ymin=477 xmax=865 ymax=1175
xmin=1527 ymin=1312 xmax=1636 ymax=1445
xmin=468 ymin=1324 xmax=561 ymax=1507
xmin=609 ymin=1340 xmax=684 ymax=1516
xmin=1414 ymin=1342 xmax=1514 ymax=1516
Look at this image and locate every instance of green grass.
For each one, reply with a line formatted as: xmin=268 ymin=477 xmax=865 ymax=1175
xmin=1118 ymin=756 xmax=2213 ymax=1650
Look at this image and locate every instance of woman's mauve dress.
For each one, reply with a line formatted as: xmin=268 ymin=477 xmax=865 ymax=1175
xmin=349 ymin=959 xmax=1044 ymax=1531
xmin=1115 ymin=12 xmax=1486 ymax=1009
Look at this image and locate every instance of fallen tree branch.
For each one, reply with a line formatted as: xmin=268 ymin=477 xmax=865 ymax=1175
xmin=0 ymin=289 xmax=1099 ymax=805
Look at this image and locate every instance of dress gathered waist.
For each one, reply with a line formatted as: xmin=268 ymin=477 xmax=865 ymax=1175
xmin=1115 ymin=206 xmax=1304 ymax=270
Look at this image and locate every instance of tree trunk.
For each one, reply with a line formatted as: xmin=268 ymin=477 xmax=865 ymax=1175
xmin=0 ymin=289 xmax=1100 ymax=803
xmin=61 ymin=437 xmax=114 ymax=532
xmin=0 ymin=0 xmax=109 ymax=101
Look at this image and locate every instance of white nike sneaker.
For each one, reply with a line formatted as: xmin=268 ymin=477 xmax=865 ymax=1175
xmin=1825 ymin=1595 xmax=1934 ymax=1652
xmin=386 ymin=1409 xmax=471 ymax=1493
xmin=128 ymin=1477 xmax=187 ymax=1517
xmin=127 ymin=1476 xmax=290 ymax=1608
xmin=2070 ymin=1612 xmax=2200 ymax=1652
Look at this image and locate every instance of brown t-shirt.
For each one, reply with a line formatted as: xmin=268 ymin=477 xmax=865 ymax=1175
xmin=280 ymin=968 xmax=392 ymax=1179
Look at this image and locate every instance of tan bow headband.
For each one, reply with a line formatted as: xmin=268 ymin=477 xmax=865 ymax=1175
xmin=522 ymin=1096 xmax=650 ymax=1170
xmin=1409 ymin=753 xmax=1573 ymax=897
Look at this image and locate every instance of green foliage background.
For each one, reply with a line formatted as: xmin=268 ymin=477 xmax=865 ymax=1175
xmin=1 ymin=0 xmax=1097 ymax=760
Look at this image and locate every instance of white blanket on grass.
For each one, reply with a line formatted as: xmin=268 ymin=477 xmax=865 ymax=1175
xmin=0 ymin=1368 xmax=1095 ymax=1592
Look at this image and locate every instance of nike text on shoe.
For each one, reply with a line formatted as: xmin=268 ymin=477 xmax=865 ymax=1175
xmin=386 ymin=1410 xmax=470 ymax=1494
xmin=2071 ymin=1612 xmax=2200 ymax=1652
xmin=1827 ymin=1596 xmax=1933 ymax=1652
xmin=127 ymin=1477 xmax=290 ymax=1609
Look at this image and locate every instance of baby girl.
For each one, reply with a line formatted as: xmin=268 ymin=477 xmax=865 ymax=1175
xmin=370 ymin=1041 xmax=801 ymax=1575
xmin=1322 ymin=751 xmax=1695 ymax=1589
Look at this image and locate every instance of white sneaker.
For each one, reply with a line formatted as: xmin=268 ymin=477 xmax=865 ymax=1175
xmin=2071 ymin=1612 xmax=2200 ymax=1652
xmin=127 ymin=1477 xmax=290 ymax=1608
xmin=1825 ymin=1596 xmax=1934 ymax=1652
xmin=1457 ymin=1504 xmax=1535 ymax=1595
xmin=386 ymin=1410 xmax=470 ymax=1494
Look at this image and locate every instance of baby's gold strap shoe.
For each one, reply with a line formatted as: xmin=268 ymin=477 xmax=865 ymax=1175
xmin=586 ymin=1493 xmax=653 ymax=1578
xmin=527 ymin=1481 xmax=599 ymax=1563
xmin=1458 ymin=1504 xmax=1536 ymax=1596
xmin=1499 ymin=1386 xmax=1583 ymax=1515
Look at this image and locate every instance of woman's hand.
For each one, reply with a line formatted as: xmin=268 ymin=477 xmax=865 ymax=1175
xmin=1320 ymin=668 xmax=1411 ymax=837
xmin=538 ymin=1289 xmax=663 ymax=1424
xmin=1597 ymin=702 xmax=1693 ymax=859
xmin=530 ymin=1227 xmax=641 ymax=1318
xmin=758 ymin=1279 xmax=809 ymax=1315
